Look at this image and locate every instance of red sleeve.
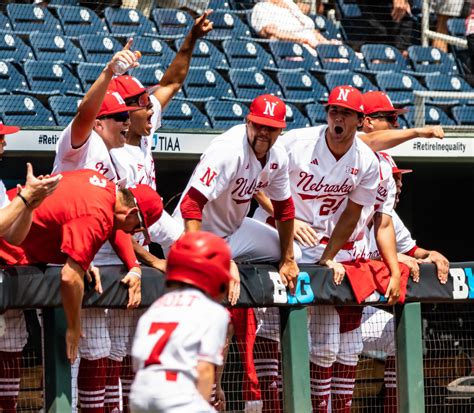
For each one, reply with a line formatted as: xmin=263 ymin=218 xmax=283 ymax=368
xmin=180 ymin=187 xmax=208 ymax=220
xmin=61 ymin=217 xmax=110 ymax=272
xmin=405 ymin=245 xmax=418 ymax=257
xmin=271 ymin=197 xmax=295 ymax=222
xmin=109 ymin=229 xmax=139 ymax=270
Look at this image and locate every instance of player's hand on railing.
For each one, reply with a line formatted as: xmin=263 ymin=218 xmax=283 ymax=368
xmin=397 ymin=253 xmax=421 ymax=283
xmin=423 ymin=250 xmax=449 ymax=285
xmin=213 ymin=386 xmax=226 ymax=411
xmin=385 ymin=275 xmax=401 ymax=305
xmin=65 ymin=325 xmax=81 ymax=364
xmin=150 ymin=258 xmax=167 ymax=273
xmin=279 ymin=258 xmax=299 ymax=294
xmin=228 ymin=260 xmax=241 ymax=306
xmin=191 ymin=9 xmax=214 ymax=39
xmin=85 ymin=265 xmax=103 ymax=294
xmin=121 ymin=267 xmax=142 ymax=309
xmin=319 ymin=258 xmax=345 ymax=285
xmin=294 ymin=219 xmax=318 ymax=247
xmin=416 ymin=125 xmax=444 ymax=140
xmin=19 ymin=163 xmax=62 ymax=209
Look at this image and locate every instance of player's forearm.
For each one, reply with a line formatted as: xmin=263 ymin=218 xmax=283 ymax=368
xmin=132 ymin=238 xmax=162 ymax=269
xmin=254 ymin=191 xmax=274 ymax=216
xmin=0 ymin=196 xmax=31 ymax=240
xmin=276 ymin=219 xmax=296 ymax=262
xmin=196 ymin=361 xmax=215 ymax=401
xmin=359 ymin=129 xmax=420 ymax=152
xmin=60 ymin=259 xmax=85 ymax=332
xmin=184 ymin=219 xmax=202 ymax=232
xmin=374 ymin=214 xmax=401 ymax=279
xmin=412 ymin=247 xmax=431 ymax=260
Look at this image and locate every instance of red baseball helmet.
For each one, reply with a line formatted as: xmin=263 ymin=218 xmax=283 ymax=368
xmin=166 ymin=231 xmax=232 ymax=299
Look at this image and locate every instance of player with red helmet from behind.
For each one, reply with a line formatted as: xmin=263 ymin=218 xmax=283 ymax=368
xmin=129 ymin=231 xmax=231 ymax=413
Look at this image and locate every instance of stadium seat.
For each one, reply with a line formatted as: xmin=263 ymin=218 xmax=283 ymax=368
xmin=128 ymin=65 xmax=186 ymax=99
xmin=132 ymin=36 xmax=175 ymax=66
xmin=268 ymin=41 xmax=321 ymax=72
xmin=29 ymin=32 xmax=85 ymax=64
xmin=285 ymin=103 xmax=311 ymax=129
xmin=407 ymin=45 xmax=459 ymax=75
xmin=56 ymin=5 xmax=108 ymax=38
xmin=49 ymin=0 xmax=80 ymax=5
xmin=375 ymin=72 xmax=425 ymax=106
xmin=325 ymin=71 xmax=377 ymax=94
xmin=175 ymin=38 xmax=228 ymax=69
xmin=204 ymin=100 xmax=247 ymax=129
xmin=0 ymin=12 xmax=13 ymax=32
xmin=310 ymin=14 xmax=345 ymax=42
xmin=48 ymin=95 xmax=82 ymax=126
xmin=204 ymin=11 xmax=251 ymax=41
xmin=183 ymin=68 xmax=234 ymax=102
xmin=360 ymin=43 xmax=409 ymax=73
xmin=228 ymin=68 xmax=283 ymax=103
xmin=222 ymin=39 xmax=276 ymax=70
xmin=208 ymin=0 xmax=233 ymax=11
xmin=161 ymin=100 xmax=211 ymax=129
xmin=0 ymin=94 xmax=56 ymax=126
xmin=151 ymin=8 xmax=193 ymax=39
xmin=276 ymin=70 xmax=327 ymax=104
xmin=305 ymin=102 xmax=327 ymax=126
xmin=0 ymin=32 xmax=34 ymax=62
xmin=22 ymin=60 xmax=83 ymax=96
xmin=6 ymin=4 xmax=63 ymax=36
xmin=335 ymin=0 xmax=362 ymax=18
xmin=316 ymin=44 xmax=367 ymax=72
xmin=104 ymin=7 xmax=158 ymax=38
xmin=0 ymin=60 xmax=29 ymax=94
xmin=424 ymin=75 xmax=474 ymax=106
xmin=452 ymin=105 xmax=474 ymax=125
xmin=76 ymin=62 xmax=103 ymax=92
xmin=447 ymin=18 xmax=466 ymax=38
xmin=78 ymin=34 xmax=123 ymax=64
xmin=404 ymin=104 xmax=456 ymax=127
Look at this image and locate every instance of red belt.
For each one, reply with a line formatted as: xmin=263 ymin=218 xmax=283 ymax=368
xmin=165 ymin=370 xmax=178 ymax=381
xmin=320 ymin=237 xmax=354 ymax=250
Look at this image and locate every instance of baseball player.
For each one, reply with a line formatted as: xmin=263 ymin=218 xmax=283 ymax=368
xmin=0 ymin=123 xmax=61 ymax=412
xmin=129 ymin=231 xmax=232 ymax=413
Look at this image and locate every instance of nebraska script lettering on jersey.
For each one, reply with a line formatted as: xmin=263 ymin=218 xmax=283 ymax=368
xmin=296 ymin=173 xmax=353 ymax=200
xmin=231 ymin=177 xmax=269 ymax=202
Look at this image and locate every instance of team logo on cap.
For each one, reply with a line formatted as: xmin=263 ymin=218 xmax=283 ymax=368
xmin=337 ymin=88 xmax=351 ymax=102
xmin=263 ymin=99 xmax=278 ymax=117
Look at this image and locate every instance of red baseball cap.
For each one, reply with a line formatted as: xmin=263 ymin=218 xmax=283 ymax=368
xmin=362 ymin=91 xmax=408 ymax=115
xmin=247 ymin=94 xmax=286 ymax=128
xmin=0 ymin=122 xmax=20 ymax=135
xmin=97 ymin=91 xmax=139 ymax=118
xmin=379 ymin=152 xmax=412 ymax=174
xmin=108 ymin=75 xmax=159 ymax=100
xmin=326 ymin=85 xmax=365 ymax=114
xmin=128 ymin=184 xmax=164 ymax=244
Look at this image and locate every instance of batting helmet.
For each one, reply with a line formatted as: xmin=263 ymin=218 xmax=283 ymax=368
xmin=166 ymin=231 xmax=232 ymax=299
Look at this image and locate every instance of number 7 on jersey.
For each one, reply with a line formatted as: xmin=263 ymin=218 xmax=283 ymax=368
xmin=144 ymin=322 xmax=178 ymax=367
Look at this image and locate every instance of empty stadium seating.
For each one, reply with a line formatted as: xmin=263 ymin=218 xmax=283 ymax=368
xmin=452 ymin=105 xmax=474 ymax=125
xmin=360 ymin=44 xmax=410 ymax=73
xmin=56 ymin=5 xmax=108 ymax=37
xmin=424 ymin=75 xmax=474 ymax=106
xmin=205 ymin=11 xmax=251 ymax=41
xmin=285 ymin=103 xmax=311 ymax=129
xmin=161 ymin=100 xmax=211 ymax=129
xmin=316 ymin=44 xmax=367 ymax=72
xmin=0 ymin=60 xmax=29 ymax=94
xmin=183 ymin=67 xmax=234 ymax=102
xmin=0 ymin=32 xmax=34 ymax=63
xmin=29 ymin=32 xmax=85 ymax=64
xmin=407 ymin=45 xmax=459 ymax=75
xmin=305 ymin=102 xmax=327 ymax=126
xmin=48 ymin=95 xmax=82 ymax=126
xmin=175 ymin=38 xmax=228 ymax=69
xmin=78 ymin=34 xmax=123 ymax=64
xmin=6 ymin=3 xmax=63 ymax=36
xmin=133 ymin=36 xmax=175 ymax=67
xmin=269 ymin=41 xmax=321 ymax=72
xmin=222 ymin=39 xmax=276 ymax=70
xmin=151 ymin=8 xmax=193 ymax=39
xmin=76 ymin=62 xmax=104 ymax=92
xmin=0 ymin=95 xmax=56 ymax=127
xmin=204 ymin=100 xmax=247 ymax=129
xmin=276 ymin=70 xmax=327 ymax=104
xmin=228 ymin=68 xmax=283 ymax=102
xmin=104 ymin=6 xmax=158 ymax=38
xmin=375 ymin=72 xmax=425 ymax=106
xmin=325 ymin=71 xmax=377 ymax=94
xmin=404 ymin=104 xmax=456 ymax=127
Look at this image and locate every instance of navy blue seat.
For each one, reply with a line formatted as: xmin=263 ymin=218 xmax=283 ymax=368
xmin=151 ymin=8 xmax=193 ymax=40
xmin=6 ymin=4 xmax=63 ymax=36
xmin=228 ymin=68 xmax=283 ymax=103
xmin=104 ymin=7 xmax=158 ymax=38
xmin=161 ymin=100 xmax=211 ymax=129
xmin=407 ymin=45 xmax=459 ymax=75
xmin=205 ymin=11 xmax=251 ymax=41
xmin=375 ymin=72 xmax=425 ymax=106
xmin=310 ymin=14 xmax=345 ymax=42
xmin=316 ymin=44 xmax=367 ymax=72
xmin=404 ymin=104 xmax=456 ymax=127
xmin=78 ymin=34 xmax=123 ymax=64
xmin=0 ymin=95 xmax=56 ymax=126
xmin=0 ymin=60 xmax=29 ymax=94
xmin=305 ymin=102 xmax=327 ymax=126
xmin=128 ymin=65 xmax=186 ymax=99
xmin=132 ymin=37 xmax=175 ymax=67
xmin=0 ymin=12 xmax=13 ymax=33
xmin=48 ymin=95 xmax=82 ymax=125
xmin=183 ymin=68 xmax=234 ymax=102
xmin=175 ymin=38 xmax=228 ymax=69
xmin=285 ymin=103 xmax=311 ymax=129
xmin=76 ymin=62 xmax=103 ymax=92
xmin=360 ymin=43 xmax=409 ymax=73
xmin=269 ymin=41 xmax=321 ymax=72
xmin=56 ymin=5 xmax=108 ymax=38
xmin=325 ymin=71 xmax=377 ymax=94
xmin=452 ymin=105 xmax=474 ymax=125
xmin=222 ymin=39 xmax=276 ymax=70
xmin=424 ymin=75 xmax=474 ymax=106
xmin=204 ymin=100 xmax=247 ymax=129
xmin=0 ymin=32 xmax=34 ymax=62
xmin=22 ymin=60 xmax=83 ymax=96
xmin=447 ymin=18 xmax=466 ymax=38
xmin=49 ymin=0 xmax=80 ymax=5
xmin=29 ymin=32 xmax=85 ymax=64
xmin=276 ymin=70 xmax=327 ymax=104
xmin=335 ymin=0 xmax=362 ymax=18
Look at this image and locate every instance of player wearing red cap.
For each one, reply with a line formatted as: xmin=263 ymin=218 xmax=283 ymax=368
xmin=129 ymin=231 xmax=231 ymax=413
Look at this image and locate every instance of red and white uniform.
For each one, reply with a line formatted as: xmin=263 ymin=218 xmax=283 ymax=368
xmin=174 ymin=124 xmax=297 ymax=262
xmin=130 ymin=288 xmax=229 ymax=413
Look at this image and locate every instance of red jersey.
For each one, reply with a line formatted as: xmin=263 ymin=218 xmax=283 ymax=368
xmin=0 ymin=169 xmax=134 ymax=271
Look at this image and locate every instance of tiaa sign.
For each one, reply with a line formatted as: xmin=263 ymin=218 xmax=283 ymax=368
xmin=269 ymin=271 xmax=315 ymax=305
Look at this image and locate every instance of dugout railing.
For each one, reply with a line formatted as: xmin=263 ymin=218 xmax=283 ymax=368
xmin=2 ymin=262 xmax=474 ymax=413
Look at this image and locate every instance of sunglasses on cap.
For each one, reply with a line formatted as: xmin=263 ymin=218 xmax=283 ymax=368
xmin=98 ymin=111 xmax=130 ymax=123
xmin=125 ymin=93 xmax=150 ymax=108
xmin=369 ymin=113 xmax=398 ymax=125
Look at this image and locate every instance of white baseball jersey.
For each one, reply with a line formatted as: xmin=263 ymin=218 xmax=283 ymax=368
xmin=173 ymin=124 xmax=292 ymax=238
xmin=277 ymin=125 xmax=380 ymax=242
xmin=0 ymin=180 xmax=7 ymax=209
xmin=132 ymin=288 xmax=229 ymax=381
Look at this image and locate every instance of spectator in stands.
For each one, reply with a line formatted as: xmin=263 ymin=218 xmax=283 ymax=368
xmin=120 ymin=0 xmax=155 ymax=18
xmin=159 ymin=0 xmax=210 ymax=18
xmin=466 ymin=0 xmax=474 ymax=85
xmin=432 ymin=0 xmax=469 ymax=52
xmin=250 ymin=0 xmax=341 ymax=53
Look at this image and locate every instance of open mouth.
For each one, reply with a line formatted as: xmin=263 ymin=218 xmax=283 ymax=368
xmin=335 ymin=126 xmax=343 ymax=135
xmin=120 ymin=129 xmax=128 ymax=138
